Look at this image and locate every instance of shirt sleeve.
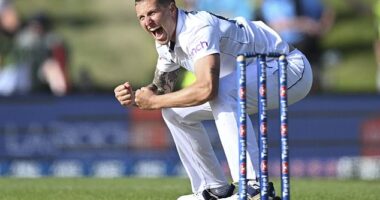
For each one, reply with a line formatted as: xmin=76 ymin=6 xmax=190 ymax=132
xmin=185 ymin=25 xmax=220 ymax=63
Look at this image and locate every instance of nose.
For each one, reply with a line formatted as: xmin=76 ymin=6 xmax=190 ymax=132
xmin=143 ymin=16 xmax=154 ymax=28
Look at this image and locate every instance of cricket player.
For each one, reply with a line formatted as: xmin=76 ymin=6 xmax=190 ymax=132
xmin=114 ymin=0 xmax=313 ymax=199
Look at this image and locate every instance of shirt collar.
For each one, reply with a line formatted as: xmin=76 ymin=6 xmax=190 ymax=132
xmin=159 ymin=9 xmax=185 ymax=52
xmin=170 ymin=9 xmax=185 ymax=51
xmin=175 ymin=9 xmax=185 ymax=44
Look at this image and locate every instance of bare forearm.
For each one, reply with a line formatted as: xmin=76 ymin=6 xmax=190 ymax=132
xmin=135 ymin=54 xmax=220 ymax=110
xmin=151 ymin=60 xmax=219 ymax=108
xmin=151 ymin=81 xmax=216 ymax=108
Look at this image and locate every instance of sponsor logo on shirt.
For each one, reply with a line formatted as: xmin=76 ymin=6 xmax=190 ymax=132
xmin=189 ymin=41 xmax=209 ymax=57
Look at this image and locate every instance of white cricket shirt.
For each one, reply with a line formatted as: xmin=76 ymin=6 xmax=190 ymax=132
xmin=156 ymin=9 xmax=290 ymax=77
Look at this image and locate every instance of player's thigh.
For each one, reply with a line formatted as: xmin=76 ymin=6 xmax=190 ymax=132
xmin=161 ymin=102 xmax=213 ymax=123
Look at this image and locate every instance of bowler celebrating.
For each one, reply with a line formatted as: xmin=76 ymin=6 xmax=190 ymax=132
xmin=114 ymin=0 xmax=312 ymax=199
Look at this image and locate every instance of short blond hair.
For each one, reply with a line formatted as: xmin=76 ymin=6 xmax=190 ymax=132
xmin=135 ymin=0 xmax=175 ymax=6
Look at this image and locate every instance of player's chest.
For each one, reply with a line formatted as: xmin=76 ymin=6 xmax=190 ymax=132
xmin=170 ymin=48 xmax=195 ymax=71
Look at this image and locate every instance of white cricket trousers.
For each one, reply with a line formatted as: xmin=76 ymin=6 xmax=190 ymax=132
xmin=161 ymin=49 xmax=313 ymax=193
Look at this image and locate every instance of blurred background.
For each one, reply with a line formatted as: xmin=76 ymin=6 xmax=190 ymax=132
xmin=0 ymin=0 xmax=380 ymax=180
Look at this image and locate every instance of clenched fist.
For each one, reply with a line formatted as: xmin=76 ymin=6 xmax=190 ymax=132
xmin=114 ymin=82 xmax=134 ymax=107
xmin=135 ymin=87 xmax=156 ymax=110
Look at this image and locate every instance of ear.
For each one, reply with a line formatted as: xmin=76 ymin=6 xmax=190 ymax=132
xmin=168 ymin=2 xmax=177 ymax=14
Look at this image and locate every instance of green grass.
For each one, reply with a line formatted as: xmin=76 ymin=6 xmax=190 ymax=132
xmin=0 ymin=178 xmax=189 ymax=200
xmin=0 ymin=178 xmax=380 ymax=200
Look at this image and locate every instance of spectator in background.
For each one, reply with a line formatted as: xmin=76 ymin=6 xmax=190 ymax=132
xmin=0 ymin=1 xmax=70 ymax=97
xmin=260 ymin=0 xmax=335 ymax=93
xmin=20 ymin=12 xmax=71 ymax=96
xmin=0 ymin=0 xmax=32 ymax=95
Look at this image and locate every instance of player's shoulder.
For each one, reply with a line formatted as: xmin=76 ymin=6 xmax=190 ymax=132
xmin=183 ymin=10 xmax=213 ymax=20
xmin=177 ymin=10 xmax=216 ymax=42
xmin=180 ymin=10 xmax=215 ymax=29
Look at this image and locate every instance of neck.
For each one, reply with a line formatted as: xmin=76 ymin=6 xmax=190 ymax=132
xmin=170 ymin=8 xmax=178 ymax=42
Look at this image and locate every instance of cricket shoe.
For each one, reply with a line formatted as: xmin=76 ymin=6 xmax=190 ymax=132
xmin=247 ymin=181 xmax=277 ymax=200
xmin=194 ymin=181 xmax=277 ymax=200
xmin=177 ymin=184 xmax=235 ymax=200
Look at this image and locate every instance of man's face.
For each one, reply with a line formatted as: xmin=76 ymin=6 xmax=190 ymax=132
xmin=0 ymin=6 xmax=19 ymax=33
xmin=135 ymin=0 xmax=177 ymax=45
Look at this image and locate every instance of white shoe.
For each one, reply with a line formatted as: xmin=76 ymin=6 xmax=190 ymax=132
xmin=177 ymin=184 xmax=235 ymax=200
xmin=177 ymin=193 xmax=204 ymax=200
xmin=177 ymin=193 xmax=240 ymax=200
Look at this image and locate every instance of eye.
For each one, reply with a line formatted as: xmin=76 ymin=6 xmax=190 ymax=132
xmin=147 ymin=11 xmax=156 ymax=17
xmin=139 ymin=16 xmax=145 ymax=22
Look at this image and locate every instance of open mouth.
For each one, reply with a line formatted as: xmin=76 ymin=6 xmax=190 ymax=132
xmin=150 ymin=27 xmax=165 ymax=40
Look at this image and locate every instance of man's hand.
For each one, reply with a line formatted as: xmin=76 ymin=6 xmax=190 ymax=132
xmin=135 ymin=87 xmax=156 ymax=110
xmin=114 ymin=82 xmax=134 ymax=107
